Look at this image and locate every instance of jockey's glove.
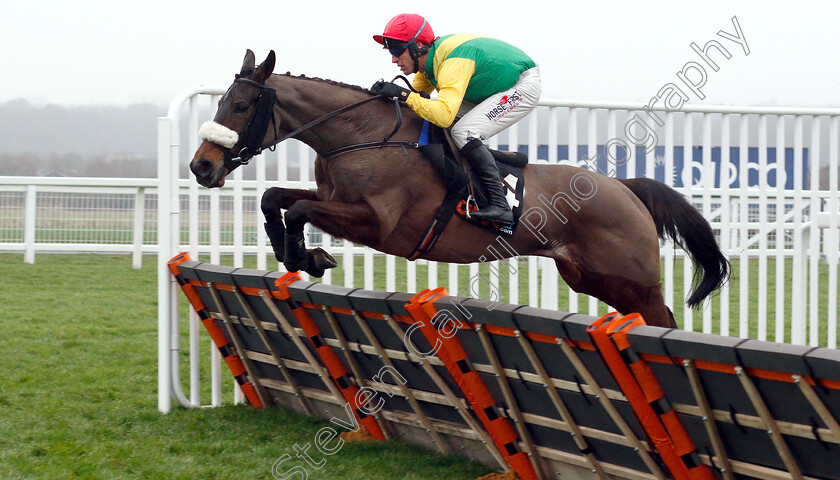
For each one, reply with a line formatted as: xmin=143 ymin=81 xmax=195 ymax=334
xmin=371 ymin=81 xmax=410 ymax=102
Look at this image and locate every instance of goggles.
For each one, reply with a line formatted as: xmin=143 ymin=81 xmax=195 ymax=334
xmin=383 ymin=37 xmax=408 ymax=57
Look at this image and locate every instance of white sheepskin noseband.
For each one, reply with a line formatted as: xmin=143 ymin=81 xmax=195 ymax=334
xmin=199 ymin=121 xmax=239 ymax=149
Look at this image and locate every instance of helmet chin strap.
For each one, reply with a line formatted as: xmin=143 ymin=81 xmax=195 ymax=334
xmin=407 ymin=42 xmax=429 ymax=74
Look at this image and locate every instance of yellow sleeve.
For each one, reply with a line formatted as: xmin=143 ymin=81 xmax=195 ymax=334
xmin=411 ymin=74 xmax=435 ymax=95
xmin=406 ymin=58 xmax=476 ymax=128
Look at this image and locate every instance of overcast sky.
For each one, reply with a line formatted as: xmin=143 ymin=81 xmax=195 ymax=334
xmin=2 ymin=0 xmax=837 ymax=108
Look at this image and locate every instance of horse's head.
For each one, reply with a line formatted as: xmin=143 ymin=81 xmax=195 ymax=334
xmin=190 ymin=49 xmax=276 ymax=187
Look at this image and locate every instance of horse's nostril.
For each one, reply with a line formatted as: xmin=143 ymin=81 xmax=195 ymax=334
xmin=191 ymin=158 xmax=212 ymax=178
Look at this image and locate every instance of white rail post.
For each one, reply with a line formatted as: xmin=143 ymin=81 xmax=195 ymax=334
xmin=738 ymin=115 xmax=750 ymax=339
xmin=808 ymin=117 xmax=821 ymax=347
xmin=683 ymin=113 xmax=695 ymax=330
xmin=757 ymin=114 xmax=769 ymax=341
xmin=132 ymin=187 xmax=146 ymax=269
xmin=775 ymin=115 xmax=786 ymax=343
xmin=828 ymin=116 xmax=839 ymax=349
xmin=719 ymin=114 xmax=732 ymax=336
xmin=702 ymin=113 xmax=713 ymax=334
xmin=790 ymin=116 xmax=805 ymax=345
xmin=23 ymin=184 xmax=36 ymax=264
xmin=157 ymin=116 xmax=173 ymax=414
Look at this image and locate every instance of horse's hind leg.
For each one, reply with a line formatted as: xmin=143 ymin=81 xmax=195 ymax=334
xmin=622 ymin=283 xmax=677 ymax=329
xmin=556 ymin=260 xmax=676 ymax=328
xmin=596 ymin=275 xmax=676 ymax=328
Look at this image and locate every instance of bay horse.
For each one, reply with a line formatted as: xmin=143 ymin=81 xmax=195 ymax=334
xmin=189 ymin=50 xmax=729 ymax=328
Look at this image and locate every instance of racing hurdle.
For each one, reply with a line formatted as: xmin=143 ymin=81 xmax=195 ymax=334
xmin=168 ymin=253 xmax=840 ymax=480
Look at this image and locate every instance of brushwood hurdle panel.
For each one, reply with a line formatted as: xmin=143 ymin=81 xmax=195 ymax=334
xmin=168 ymin=254 xmax=840 ymax=480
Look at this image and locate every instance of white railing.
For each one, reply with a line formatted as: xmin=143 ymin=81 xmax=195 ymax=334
xmin=0 ymin=176 xmax=157 ymax=268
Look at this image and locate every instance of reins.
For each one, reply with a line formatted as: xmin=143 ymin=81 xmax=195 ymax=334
xmin=225 ymin=76 xmax=423 ymax=169
xmin=320 ymin=76 xmax=432 ymax=158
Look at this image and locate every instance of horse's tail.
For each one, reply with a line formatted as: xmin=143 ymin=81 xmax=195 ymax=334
xmin=618 ymin=177 xmax=730 ymax=308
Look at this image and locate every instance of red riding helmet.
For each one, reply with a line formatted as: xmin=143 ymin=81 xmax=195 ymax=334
xmin=373 ymin=13 xmax=436 ymax=48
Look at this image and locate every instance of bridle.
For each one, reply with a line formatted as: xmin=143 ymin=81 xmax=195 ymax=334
xmin=221 ymin=77 xmax=277 ymax=169
xmin=216 ymin=76 xmax=420 ymax=172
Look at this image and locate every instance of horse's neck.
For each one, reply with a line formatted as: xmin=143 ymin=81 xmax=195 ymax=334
xmin=269 ymin=75 xmax=407 ymax=155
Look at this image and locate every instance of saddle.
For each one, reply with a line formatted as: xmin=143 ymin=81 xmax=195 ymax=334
xmin=408 ymin=121 xmax=528 ymax=260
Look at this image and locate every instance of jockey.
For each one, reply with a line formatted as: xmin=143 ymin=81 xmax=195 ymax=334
xmin=372 ymin=13 xmax=541 ymax=225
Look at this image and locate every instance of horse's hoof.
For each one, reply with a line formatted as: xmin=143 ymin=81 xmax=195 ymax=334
xmin=304 ymin=248 xmax=337 ymax=278
xmin=311 ymin=248 xmax=338 ymax=269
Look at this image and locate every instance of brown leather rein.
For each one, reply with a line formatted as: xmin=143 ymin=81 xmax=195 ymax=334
xmin=224 ymin=77 xmax=420 ymax=170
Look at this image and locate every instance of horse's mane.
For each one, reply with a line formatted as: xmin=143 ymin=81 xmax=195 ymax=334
xmin=276 ymin=72 xmax=372 ymax=95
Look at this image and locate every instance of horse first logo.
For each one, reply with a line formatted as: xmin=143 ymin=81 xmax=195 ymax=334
xmin=482 ymin=90 xmax=525 ymax=124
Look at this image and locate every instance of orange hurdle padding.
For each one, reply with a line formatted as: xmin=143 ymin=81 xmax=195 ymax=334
xmin=274 ymin=272 xmax=386 ymax=440
xmin=589 ymin=313 xmax=688 ymax=479
xmin=167 ymin=252 xmax=264 ymax=408
xmin=606 ymin=314 xmax=715 ymax=480
xmin=405 ymin=288 xmax=538 ymax=480
xmin=589 ymin=313 xmax=714 ymax=480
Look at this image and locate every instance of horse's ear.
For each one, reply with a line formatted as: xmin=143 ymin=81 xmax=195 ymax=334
xmin=254 ymin=50 xmax=276 ymax=84
xmin=240 ymin=49 xmax=256 ymax=77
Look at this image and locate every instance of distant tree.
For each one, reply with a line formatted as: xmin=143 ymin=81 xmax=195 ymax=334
xmin=0 ymin=152 xmax=40 ymax=175
xmin=0 ymin=152 xmax=157 ymax=178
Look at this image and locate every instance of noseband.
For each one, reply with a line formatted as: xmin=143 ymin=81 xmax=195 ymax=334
xmin=202 ymin=76 xmax=421 ymax=172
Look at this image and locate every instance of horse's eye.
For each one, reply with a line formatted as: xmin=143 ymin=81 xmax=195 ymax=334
xmin=234 ymin=102 xmax=249 ymax=114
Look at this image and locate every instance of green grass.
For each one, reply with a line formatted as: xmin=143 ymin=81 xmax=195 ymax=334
xmin=0 ymin=254 xmax=491 ymax=480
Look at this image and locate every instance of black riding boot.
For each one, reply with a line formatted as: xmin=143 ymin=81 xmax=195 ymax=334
xmin=461 ymin=138 xmax=513 ymax=224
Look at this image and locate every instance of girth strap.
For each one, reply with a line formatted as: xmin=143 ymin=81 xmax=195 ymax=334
xmin=407 ymin=187 xmax=465 ymax=261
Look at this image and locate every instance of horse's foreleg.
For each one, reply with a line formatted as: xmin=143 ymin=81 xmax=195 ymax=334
xmin=261 ymin=187 xmax=318 ymax=222
xmin=260 ymin=188 xmax=319 ymax=263
xmin=283 ymin=199 xmax=380 ymax=276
